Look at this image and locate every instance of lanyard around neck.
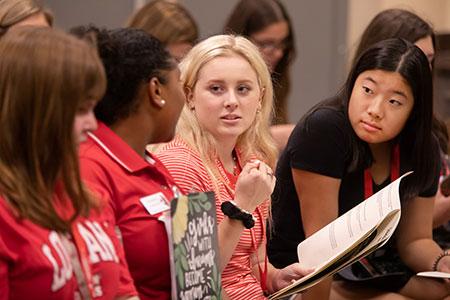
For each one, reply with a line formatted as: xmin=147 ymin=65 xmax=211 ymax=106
xmin=364 ymin=144 xmax=400 ymax=199
xmin=250 ymin=216 xmax=268 ymax=295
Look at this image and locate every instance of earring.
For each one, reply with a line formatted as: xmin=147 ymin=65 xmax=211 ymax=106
xmin=256 ymin=108 xmax=261 ymax=114
xmin=160 ymin=99 xmax=166 ymax=106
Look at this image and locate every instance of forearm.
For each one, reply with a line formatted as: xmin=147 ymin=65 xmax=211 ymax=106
xmin=217 ymin=217 xmax=245 ymax=272
xmin=266 ymin=264 xmax=280 ymax=293
xmin=433 ymin=193 xmax=450 ymax=228
xmin=399 ymin=238 xmax=444 ymax=271
xmin=251 ymin=261 xmax=279 ymax=294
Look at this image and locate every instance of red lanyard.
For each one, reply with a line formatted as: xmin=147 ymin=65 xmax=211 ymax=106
xmin=364 ymin=144 xmax=400 ymax=199
xmin=218 ymin=152 xmax=268 ymax=294
xmin=250 ymin=216 xmax=268 ymax=295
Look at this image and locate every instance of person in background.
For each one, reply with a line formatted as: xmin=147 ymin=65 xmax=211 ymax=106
xmin=268 ymin=38 xmax=450 ymax=300
xmin=157 ymin=34 xmax=311 ymax=300
xmin=224 ymin=0 xmax=296 ymax=151
xmin=0 ymin=26 xmax=137 ymax=300
xmin=75 ymin=26 xmax=185 ymax=300
xmin=351 ymin=8 xmax=450 ymax=246
xmin=0 ymin=0 xmax=52 ymax=33
xmin=127 ymin=0 xmax=198 ymax=62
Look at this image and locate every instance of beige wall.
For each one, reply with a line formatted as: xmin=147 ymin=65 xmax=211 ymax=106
xmin=347 ymin=0 xmax=450 ymax=66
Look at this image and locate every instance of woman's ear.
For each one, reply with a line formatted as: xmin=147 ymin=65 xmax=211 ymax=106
xmin=185 ymin=86 xmax=195 ymax=110
xmin=258 ymin=87 xmax=265 ymax=111
xmin=148 ymin=77 xmax=166 ymax=109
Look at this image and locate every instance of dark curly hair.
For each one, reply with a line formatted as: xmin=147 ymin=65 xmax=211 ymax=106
xmin=70 ymin=25 xmax=174 ymax=125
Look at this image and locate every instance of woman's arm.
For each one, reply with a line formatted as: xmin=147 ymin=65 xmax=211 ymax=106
xmin=270 ymin=124 xmax=295 ymax=152
xmin=433 ymin=188 xmax=450 ymax=228
xmin=218 ymin=160 xmax=276 ymax=272
xmin=397 ymin=195 xmax=449 ymax=271
xmin=292 ymin=168 xmax=341 ymax=300
xmin=250 ymin=243 xmax=312 ymax=294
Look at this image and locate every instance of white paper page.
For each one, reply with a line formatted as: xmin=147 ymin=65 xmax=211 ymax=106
xmin=417 ymin=271 xmax=450 ymax=279
xmin=297 ymin=172 xmax=410 ymax=270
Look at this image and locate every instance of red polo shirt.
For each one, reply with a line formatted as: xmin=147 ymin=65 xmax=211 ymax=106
xmin=0 ymin=196 xmax=136 ymax=300
xmin=79 ymin=122 xmax=179 ymax=300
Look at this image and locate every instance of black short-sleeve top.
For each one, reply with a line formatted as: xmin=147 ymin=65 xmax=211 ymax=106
xmin=268 ymin=107 xmax=438 ymax=268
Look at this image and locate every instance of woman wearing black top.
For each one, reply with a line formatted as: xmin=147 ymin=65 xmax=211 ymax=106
xmin=268 ymin=39 xmax=450 ymax=299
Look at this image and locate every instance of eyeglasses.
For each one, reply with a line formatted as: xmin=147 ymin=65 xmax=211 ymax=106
xmin=251 ymin=38 xmax=288 ymax=52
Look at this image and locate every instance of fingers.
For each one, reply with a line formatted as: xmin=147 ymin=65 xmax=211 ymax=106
xmin=242 ymin=160 xmax=274 ymax=178
xmin=286 ymin=263 xmax=314 ymax=278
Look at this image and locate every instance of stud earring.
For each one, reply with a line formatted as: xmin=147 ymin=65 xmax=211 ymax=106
xmin=160 ymin=99 xmax=166 ymax=106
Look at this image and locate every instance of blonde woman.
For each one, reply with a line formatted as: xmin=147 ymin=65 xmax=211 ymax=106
xmin=157 ymin=34 xmax=310 ymax=299
xmin=127 ymin=0 xmax=198 ymax=61
xmin=0 ymin=0 xmax=52 ymax=34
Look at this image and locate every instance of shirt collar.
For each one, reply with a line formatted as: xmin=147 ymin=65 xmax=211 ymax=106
xmin=88 ymin=122 xmax=155 ymax=173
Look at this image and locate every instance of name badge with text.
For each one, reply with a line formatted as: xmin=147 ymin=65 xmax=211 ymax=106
xmin=140 ymin=192 xmax=170 ymax=215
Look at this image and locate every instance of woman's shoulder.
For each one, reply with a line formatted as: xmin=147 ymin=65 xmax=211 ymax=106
xmin=303 ymin=107 xmax=347 ymax=128
xmin=158 ymin=137 xmax=199 ymax=159
xmin=156 ymin=136 xmax=206 ymax=171
xmin=291 ymin=107 xmax=350 ymax=142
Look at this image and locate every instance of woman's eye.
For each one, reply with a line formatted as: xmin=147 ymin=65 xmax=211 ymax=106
xmin=362 ymin=86 xmax=373 ymax=94
xmin=209 ymin=85 xmax=224 ymax=94
xmin=389 ymin=99 xmax=402 ymax=106
xmin=237 ymin=85 xmax=250 ymax=94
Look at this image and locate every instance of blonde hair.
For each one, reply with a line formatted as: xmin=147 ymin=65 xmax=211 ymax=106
xmin=0 ymin=27 xmax=106 ymax=231
xmin=127 ymin=0 xmax=198 ymax=45
xmin=0 ymin=0 xmax=52 ymax=34
xmin=177 ymin=34 xmax=277 ymax=190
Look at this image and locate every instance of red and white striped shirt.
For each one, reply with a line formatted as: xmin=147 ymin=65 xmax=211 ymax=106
xmin=157 ymin=136 xmax=269 ymax=300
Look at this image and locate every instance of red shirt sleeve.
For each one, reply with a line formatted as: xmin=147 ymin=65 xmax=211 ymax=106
xmin=79 ymin=158 xmax=137 ymax=298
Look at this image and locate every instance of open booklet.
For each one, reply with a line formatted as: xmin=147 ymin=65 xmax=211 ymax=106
xmin=417 ymin=271 xmax=450 ymax=279
xmin=268 ymin=172 xmax=412 ymax=300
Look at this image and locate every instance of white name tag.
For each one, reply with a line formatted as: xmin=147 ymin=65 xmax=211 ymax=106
xmin=140 ymin=192 xmax=170 ymax=215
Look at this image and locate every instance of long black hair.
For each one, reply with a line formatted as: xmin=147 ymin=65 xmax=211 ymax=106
xmin=304 ymin=38 xmax=439 ymax=200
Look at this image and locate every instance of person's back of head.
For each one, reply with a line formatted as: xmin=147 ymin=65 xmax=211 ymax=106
xmin=127 ymin=0 xmax=198 ymax=46
xmin=71 ymin=26 xmax=175 ymax=126
xmin=353 ymin=9 xmax=433 ymax=66
xmin=0 ymin=26 xmax=105 ymax=230
xmin=0 ymin=0 xmax=53 ymax=35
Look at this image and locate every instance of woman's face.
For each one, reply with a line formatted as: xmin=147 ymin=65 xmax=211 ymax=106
xmin=158 ymin=67 xmax=186 ymax=142
xmin=250 ymin=20 xmax=289 ymax=71
xmin=414 ymin=35 xmax=434 ymax=67
xmin=188 ymin=54 xmax=262 ymax=144
xmin=73 ymin=99 xmax=97 ymax=144
xmin=348 ymin=69 xmax=414 ymax=145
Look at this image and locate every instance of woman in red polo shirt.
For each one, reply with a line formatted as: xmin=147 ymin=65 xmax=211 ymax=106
xmin=0 ymin=27 xmax=137 ymax=299
xmin=75 ymin=26 xmax=186 ymax=299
